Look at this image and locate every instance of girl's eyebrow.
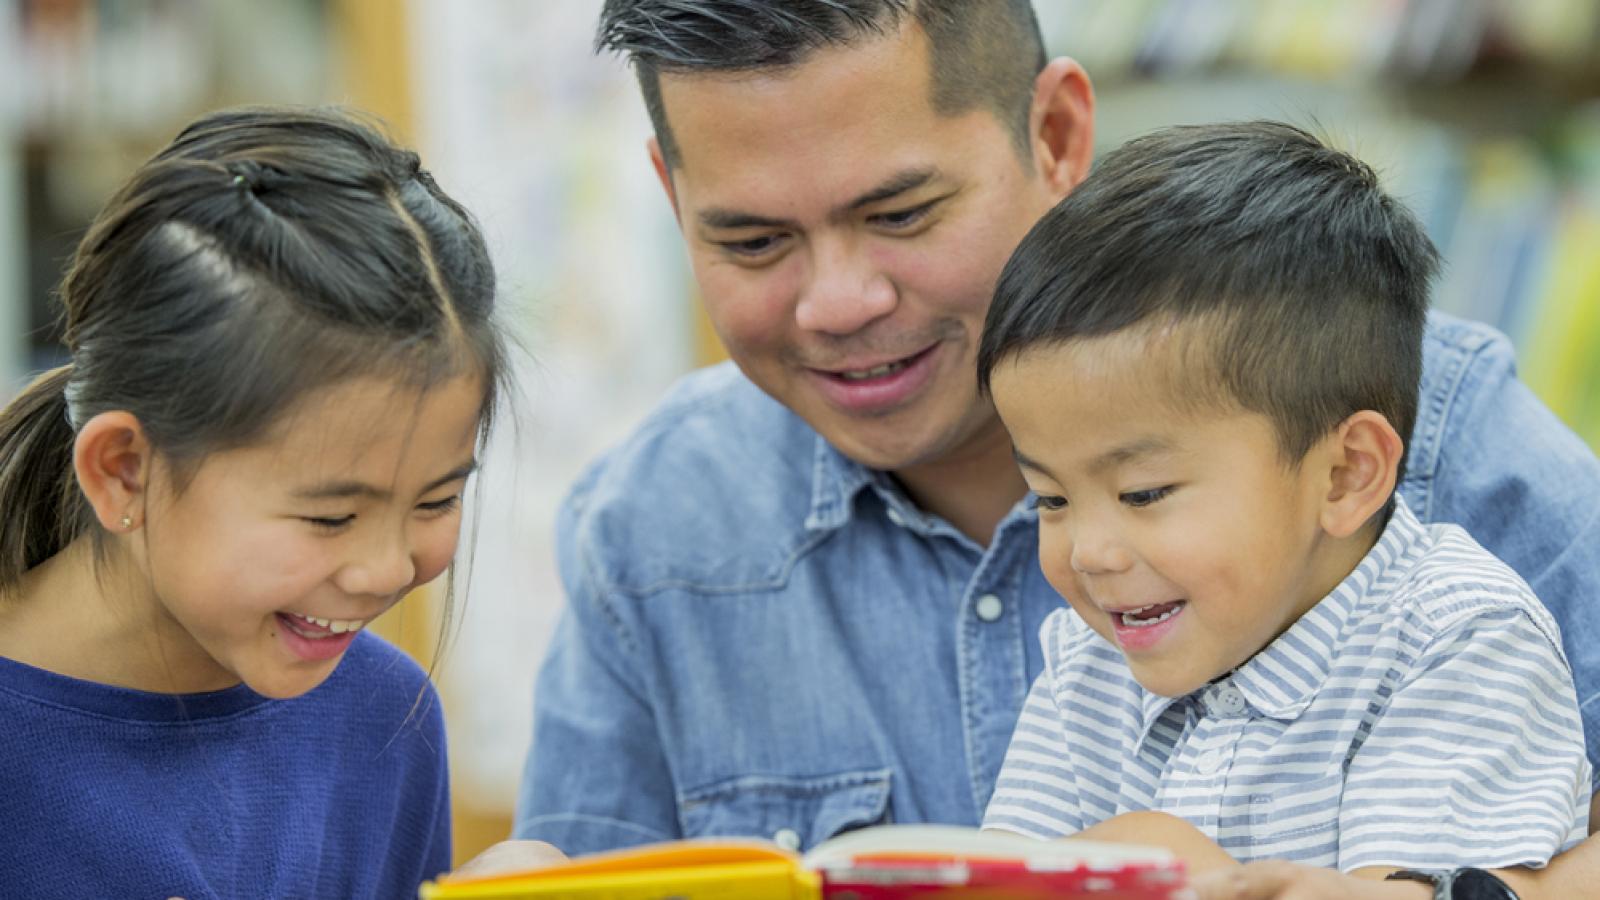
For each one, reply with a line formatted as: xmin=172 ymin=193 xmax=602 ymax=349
xmin=291 ymin=459 xmax=478 ymax=501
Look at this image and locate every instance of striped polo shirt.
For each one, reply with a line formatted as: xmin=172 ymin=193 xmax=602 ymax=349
xmin=983 ymin=499 xmax=1590 ymax=871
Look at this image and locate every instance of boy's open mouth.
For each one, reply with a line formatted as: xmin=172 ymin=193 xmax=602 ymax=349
xmin=1116 ymin=601 xmax=1186 ymax=628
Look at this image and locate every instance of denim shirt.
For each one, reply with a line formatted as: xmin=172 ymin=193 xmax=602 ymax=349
xmin=515 ymin=311 xmax=1600 ymax=856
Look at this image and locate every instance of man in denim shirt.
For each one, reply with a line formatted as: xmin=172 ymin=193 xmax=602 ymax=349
xmin=514 ymin=2 xmax=1600 ymax=894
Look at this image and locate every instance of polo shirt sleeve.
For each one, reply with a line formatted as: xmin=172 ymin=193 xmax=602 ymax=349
xmin=1408 ymin=316 xmax=1600 ymax=788
xmin=982 ymin=611 xmax=1087 ymax=839
xmin=1337 ymin=606 xmax=1591 ymax=872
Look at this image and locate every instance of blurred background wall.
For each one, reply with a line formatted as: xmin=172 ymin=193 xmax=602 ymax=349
xmin=3 ymin=0 xmax=1598 ymax=867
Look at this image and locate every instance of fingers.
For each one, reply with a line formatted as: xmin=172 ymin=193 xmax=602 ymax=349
xmin=449 ymin=839 xmax=568 ymax=879
xmin=1188 ymin=861 xmax=1427 ymax=900
xmin=1187 ymin=860 xmax=1323 ymax=900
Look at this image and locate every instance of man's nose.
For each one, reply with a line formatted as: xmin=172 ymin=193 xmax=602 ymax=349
xmin=794 ymin=238 xmax=896 ymax=335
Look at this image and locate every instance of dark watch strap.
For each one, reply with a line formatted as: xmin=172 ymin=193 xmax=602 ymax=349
xmin=1385 ymin=868 xmax=1520 ymax=900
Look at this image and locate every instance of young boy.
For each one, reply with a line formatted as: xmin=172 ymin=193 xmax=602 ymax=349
xmin=976 ymin=121 xmax=1590 ymax=880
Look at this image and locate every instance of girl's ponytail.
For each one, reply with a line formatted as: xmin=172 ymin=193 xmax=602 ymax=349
xmin=0 ymin=366 xmax=87 ymax=594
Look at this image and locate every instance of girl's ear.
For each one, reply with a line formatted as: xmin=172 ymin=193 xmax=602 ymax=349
xmin=73 ymin=411 xmax=153 ymax=532
xmin=1319 ymin=410 xmax=1404 ymax=538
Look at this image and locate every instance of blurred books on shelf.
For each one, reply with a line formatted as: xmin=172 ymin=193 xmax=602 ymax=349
xmin=419 ymin=825 xmax=1185 ymax=900
xmin=1038 ymin=0 xmax=1600 ymax=449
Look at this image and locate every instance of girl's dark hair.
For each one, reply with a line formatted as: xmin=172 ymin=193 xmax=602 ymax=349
xmin=0 ymin=106 xmax=505 ymax=594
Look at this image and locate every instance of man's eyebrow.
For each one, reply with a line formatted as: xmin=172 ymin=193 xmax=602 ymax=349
xmin=696 ymin=168 xmax=940 ymax=231
xmin=844 ymin=168 xmax=938 ymax=212
xmin=291 ymin=459 xmax=478 ymax=501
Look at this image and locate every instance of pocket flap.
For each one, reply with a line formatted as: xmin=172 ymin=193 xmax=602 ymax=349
xmin=678 ymin=768 xmax=892 ymax=851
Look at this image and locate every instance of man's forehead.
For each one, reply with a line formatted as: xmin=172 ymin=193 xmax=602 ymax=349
xmin=655 ymin=23 xmax=944 ymax=170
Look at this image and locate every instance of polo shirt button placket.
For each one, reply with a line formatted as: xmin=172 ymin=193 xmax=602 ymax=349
xmin=1212 ymin=686 xmax=1247 ymax=717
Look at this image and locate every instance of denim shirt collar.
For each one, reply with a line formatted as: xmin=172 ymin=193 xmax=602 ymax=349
xmin=805 ymin=435 xmax=1039 ymax=543
xmin=1134 ymin=498 xmax=1430 ymax=742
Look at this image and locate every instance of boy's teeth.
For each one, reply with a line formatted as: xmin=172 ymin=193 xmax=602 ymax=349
xmin=1119 ymin=603 xmax=1182 ymax=628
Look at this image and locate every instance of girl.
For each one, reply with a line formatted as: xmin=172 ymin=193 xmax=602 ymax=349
xmin=0 ymin=107 xmax=505 ymax=898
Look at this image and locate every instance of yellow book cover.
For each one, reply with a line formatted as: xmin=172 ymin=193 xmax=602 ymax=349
xmin=420 ymin=825 xmax=1185 ymax=900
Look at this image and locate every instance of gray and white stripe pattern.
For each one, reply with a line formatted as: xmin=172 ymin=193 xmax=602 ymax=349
xmin=983 ymin=500 xmax=1590 ymax=871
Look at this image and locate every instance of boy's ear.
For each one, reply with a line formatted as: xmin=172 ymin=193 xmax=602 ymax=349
xmin=1319 ymin=410 xmax=1403 ymax=538
xmin=73 ymin=411 xmax=152 ymax=533
xmin=1029 ymin=56 xmax=1096 ymax=200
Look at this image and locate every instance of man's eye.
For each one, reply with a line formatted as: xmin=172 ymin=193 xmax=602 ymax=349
xmin=717 ymin=233 xmax=787 ymax=258
xmin=1121 ymin=486 xmax=1175 ymax=508
xmin=871 ymin=201 xmax=935 ymax=230
xmin=1029 ymin=493 xmax=1067 ymax=512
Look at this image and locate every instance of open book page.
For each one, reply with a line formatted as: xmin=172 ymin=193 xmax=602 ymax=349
xmin=804 ymin=824 xmax=1176 ymax=867
xmin=803 ymin=824 xmax=1186 ymax=899
xmin=420 ymin=825 xmax=1185 ymax=899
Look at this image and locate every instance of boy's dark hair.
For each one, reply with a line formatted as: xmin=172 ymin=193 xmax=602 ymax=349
xmin=0 ymin=106 xmax=505 ymax=593
xmin=595 ymin=0 xmax=1046 ymax=168
xmin=977 ymin=121 xmax=1439 ymax=482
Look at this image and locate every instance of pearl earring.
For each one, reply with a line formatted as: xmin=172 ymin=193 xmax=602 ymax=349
xmin=120 ymin=514 xmax=133 ymax=530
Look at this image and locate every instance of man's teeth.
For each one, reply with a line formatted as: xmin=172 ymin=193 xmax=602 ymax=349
xmin=1119 ymin=603 xmax=1182 ymax=628
xmin=289 ymin=613 xmax=367 ymax=635
xmin=839 ymin=360 xmax=908 ymax=381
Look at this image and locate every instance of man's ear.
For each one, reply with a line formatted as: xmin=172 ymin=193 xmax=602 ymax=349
xmin=73 ymin=411 xmax=152 ymax=533
xmin=1319 ymin=410 xmax=1404 ymax=538
xmin=647 ymin=137 xmax=680 ymax=220
xmin=1029 ymin=56 xmax=1096 ymax=200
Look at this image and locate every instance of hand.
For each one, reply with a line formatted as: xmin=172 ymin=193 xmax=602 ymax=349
xmin=449 ymin=839 xmax=568 ymax=879
xmin=1188 ymin=861 xmax=1429 ymax=900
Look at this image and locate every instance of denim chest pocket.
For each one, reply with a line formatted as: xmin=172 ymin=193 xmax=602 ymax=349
xmin=1245 ymin=770 xmax=1343 ymax=847
xmin=677 ymin=768 xmax=892 ymax=852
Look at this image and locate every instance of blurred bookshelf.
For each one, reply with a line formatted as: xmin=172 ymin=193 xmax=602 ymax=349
xmin=1038 ymin=0 xmax=1600 ymax=448
xmin=6 ymin=0 xmax=1600 ymax=874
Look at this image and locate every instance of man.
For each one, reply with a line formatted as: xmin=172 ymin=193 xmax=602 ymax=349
xmin=514 ymin=2 xmax=1600 ymax=895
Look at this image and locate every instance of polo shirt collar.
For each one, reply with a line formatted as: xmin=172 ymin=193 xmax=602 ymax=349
xmin=1135 ymin=498 xmax=1430 ymax=736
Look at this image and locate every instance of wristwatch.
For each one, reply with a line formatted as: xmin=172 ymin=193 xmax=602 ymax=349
xmin=1385 ymin=868 xmax=1519 ymax=899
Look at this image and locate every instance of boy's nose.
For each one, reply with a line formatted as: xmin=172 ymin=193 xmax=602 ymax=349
xmin=1069 ymin=529 xmax=1134 ymax=576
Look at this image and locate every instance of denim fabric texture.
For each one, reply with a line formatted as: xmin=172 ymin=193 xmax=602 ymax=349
xmin=515 ymin=310 xmax=1600 ymax=855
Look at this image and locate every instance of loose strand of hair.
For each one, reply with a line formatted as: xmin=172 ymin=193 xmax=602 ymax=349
xmin=0 ymin=366 xmax=88 ymax=596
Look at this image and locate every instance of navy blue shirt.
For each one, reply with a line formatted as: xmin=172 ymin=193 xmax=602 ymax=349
xmin=515 ymin=311 xmax=1600 ymax=855
xmin=1 ymin=631 xmax=451 ymax=899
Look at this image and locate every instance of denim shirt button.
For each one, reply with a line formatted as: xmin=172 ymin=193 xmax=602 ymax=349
xmin=886 ymin=507 xmax=907 ymax=528
xmin=773 ymin=828 xmax=802 ymax=851
xmin=975 ymin=593 xmax=1004 ymax=622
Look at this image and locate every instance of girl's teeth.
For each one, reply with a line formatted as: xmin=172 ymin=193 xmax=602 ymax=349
xmin=290 ymin=613 xmax=366 ymax=635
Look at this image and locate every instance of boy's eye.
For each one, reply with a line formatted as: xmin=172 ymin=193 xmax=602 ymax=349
xmin=1028 ymin=492 xmax=1068 ymax=512
xmin=303 ymin=515 xmax=355 ymax=532
xmin=1120 ymin=486 xmax=1175 ymax=508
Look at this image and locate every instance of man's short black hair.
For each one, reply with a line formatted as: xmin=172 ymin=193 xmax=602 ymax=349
xmin=977 ymin=121 xmax=1440 ymax=480
xmin=596 ymin=0 xmax=1047 ymax=168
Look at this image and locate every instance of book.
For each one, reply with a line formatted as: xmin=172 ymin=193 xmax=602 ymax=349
xmin=419 ymin=824 xmax=1186 ymax=899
